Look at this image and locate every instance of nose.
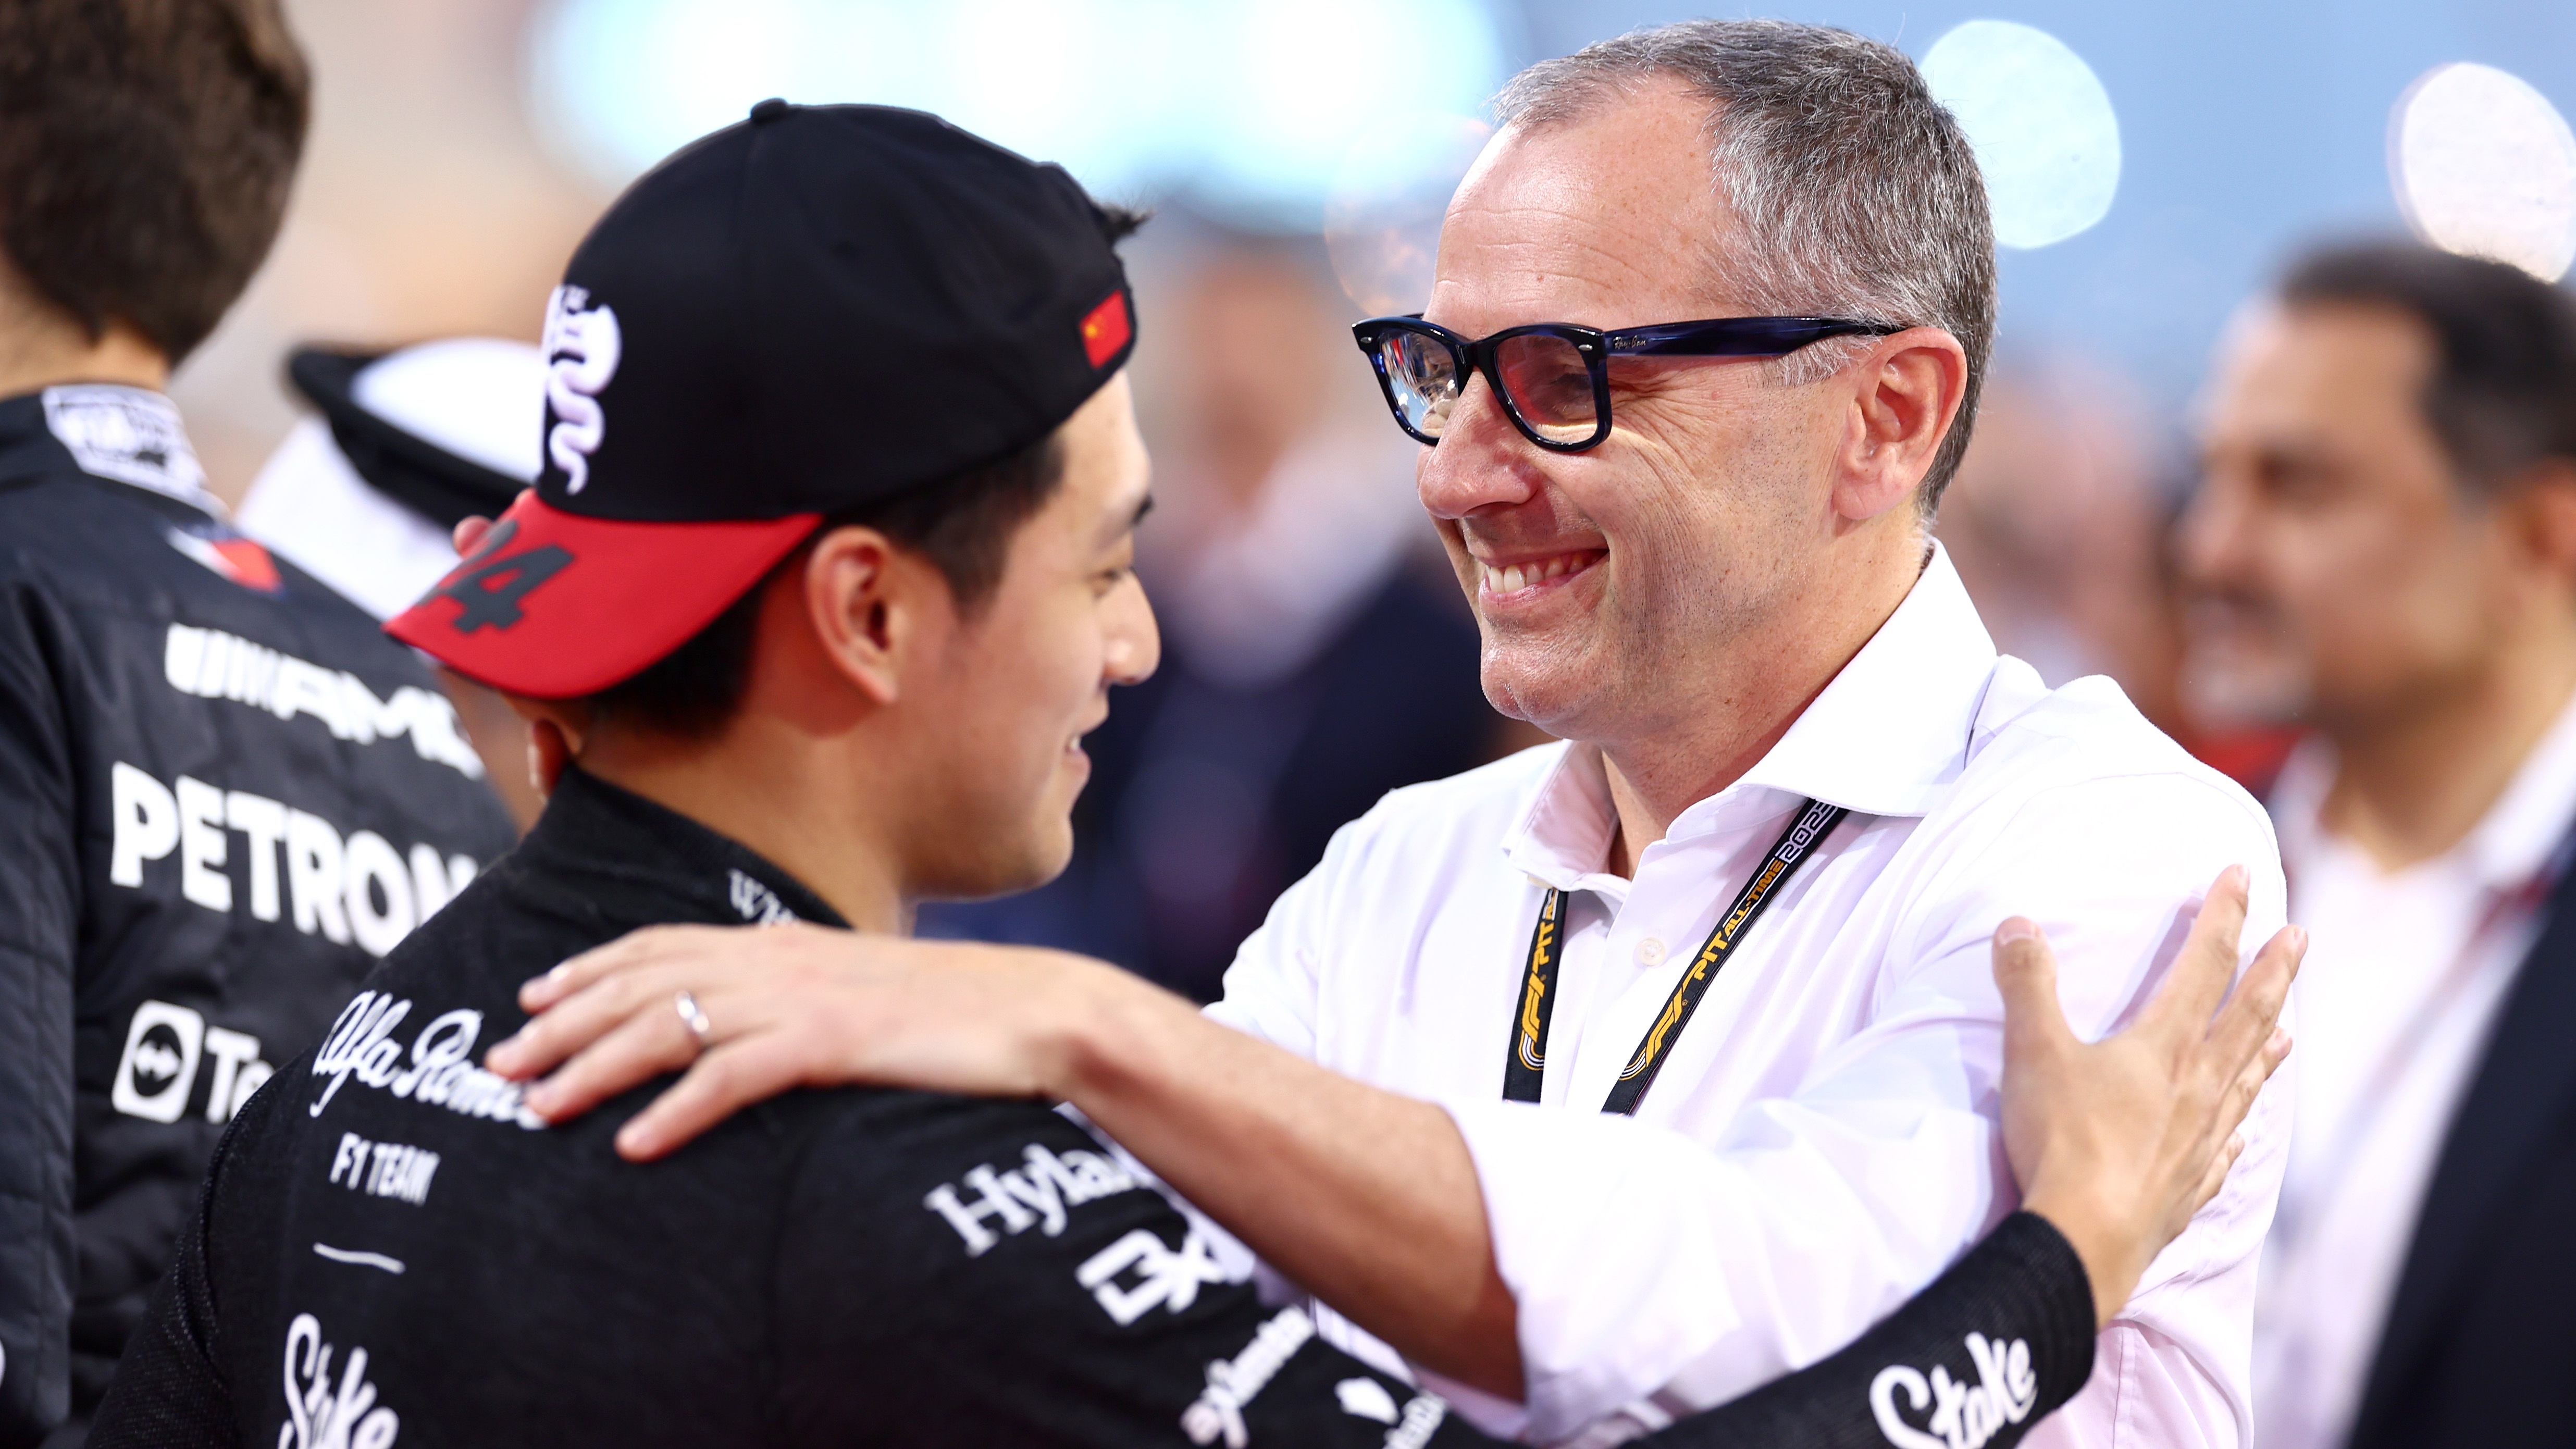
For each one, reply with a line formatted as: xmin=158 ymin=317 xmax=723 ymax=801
xmin=2176 ymin=467 xmax=2253 ymax=591
xmin=1103 ymin=573 xmax=1160 ymax=687
xmin=1416 ymin=370 xmax=1545 ymax=523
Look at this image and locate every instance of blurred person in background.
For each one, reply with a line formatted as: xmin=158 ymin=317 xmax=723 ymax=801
xmin=925 ymin=239 xmax=1513 ymax=998
xmin=2184 ymin=240 xmax=2576 ymax=1449
xmin=1940 ymin=365 xmax=2302 ymax=794
xmin=240 ymin=339 xmax=548 ymax=827
xmin=0 ymin=4 xmax=516 ymax=1442
xmin=1937 ymin=362 xmax=2174 ymax=700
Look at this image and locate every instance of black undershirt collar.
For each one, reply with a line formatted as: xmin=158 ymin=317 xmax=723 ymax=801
xmin=512 ymin=764 xmax=851 ymax=938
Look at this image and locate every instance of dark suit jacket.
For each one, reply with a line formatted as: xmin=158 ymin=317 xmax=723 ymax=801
xmin=2347 ymin=858 xmax=2576 ymax=1448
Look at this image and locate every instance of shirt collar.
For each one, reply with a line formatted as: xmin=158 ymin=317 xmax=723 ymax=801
xmin=2467 ymin=686 xmax=2576 ymax=887
xmin=2276 ymin=683 xmax=2576 ymax=895
xmin=1503 ymin=542 xmax=2000 ymax=887
xmin=1508 ymin=742 xmax=1622 ymax=889
xmin=516 ymin=765 xmax=850 ymax=933
xmin=1728 ymin=542 xmax=1998 ymax=820
xmin=0 ymin=384 xmax=222 ymax=517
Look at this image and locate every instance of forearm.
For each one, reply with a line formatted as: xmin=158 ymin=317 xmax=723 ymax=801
xmin=1052 ymin=965 xmax=1522 ymax=1397
xmin=1639 ymin=1212 xmax=2096 ymax=1449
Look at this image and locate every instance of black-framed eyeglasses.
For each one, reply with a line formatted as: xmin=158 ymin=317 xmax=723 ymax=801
xmin=1351 ymin=313 xmax=1905 ymax=452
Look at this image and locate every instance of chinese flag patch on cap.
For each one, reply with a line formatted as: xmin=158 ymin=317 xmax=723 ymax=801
xmin=1079 ymin=291 xmax=1132 ymax=369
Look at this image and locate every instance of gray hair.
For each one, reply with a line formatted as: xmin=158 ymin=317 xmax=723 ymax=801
xmin=1494 ymin=19 xmax=1996 ymax=514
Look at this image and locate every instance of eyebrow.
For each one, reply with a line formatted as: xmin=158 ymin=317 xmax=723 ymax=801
xmin=1105 ymin=491 xmax=1154 ymax=541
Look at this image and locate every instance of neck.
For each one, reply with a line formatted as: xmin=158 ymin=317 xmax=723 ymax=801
xmin=575 ymin=721 xmax=907 ymax=934
xmin=1600 ymin=531 xmax=1923 ymax=876
xmin=0 ymin=299 xmax=167 ymax=398
xmin=2320 ymin=621 xmax=2576 ymax=871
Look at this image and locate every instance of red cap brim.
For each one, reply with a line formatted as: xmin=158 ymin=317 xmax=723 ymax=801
xmin=386 ymin=491 xmax=821 ymax=699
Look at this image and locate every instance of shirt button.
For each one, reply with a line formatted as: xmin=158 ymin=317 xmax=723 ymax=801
xmin=1635 ymin=937 xmax=1667 ymax=966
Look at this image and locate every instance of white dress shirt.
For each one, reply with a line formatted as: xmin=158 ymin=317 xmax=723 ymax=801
xmin=2251 ymin=686 xmax=2576 ymax=1449
xmin=1209 ymin=545 xmax=2292 ymax=1446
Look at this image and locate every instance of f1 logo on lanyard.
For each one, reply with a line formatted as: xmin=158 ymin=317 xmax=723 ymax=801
xmin=1501 ymin=799 xmax=1849 ymax=1115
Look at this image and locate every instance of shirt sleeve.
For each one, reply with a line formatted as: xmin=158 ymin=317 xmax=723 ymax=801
xmin=0 ymin=580 xmax=80 ymax=1449
xmin=1447 ymin=773 xmax=2290 ymax=1445
xmin=769 ymin=1091 xmax=2110 ymax=1449
xmin=1203 ymin=811 xmax=1370 ymax=1056
xmin=767 ymin=1092 xmax=1497 ymax=1448
xmin=1637 ymin=1212 xmax=2098 ymax=1449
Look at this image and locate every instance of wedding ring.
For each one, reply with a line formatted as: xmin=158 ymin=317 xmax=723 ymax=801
xmin=673 ymin=989 xmax=714 ymax=1050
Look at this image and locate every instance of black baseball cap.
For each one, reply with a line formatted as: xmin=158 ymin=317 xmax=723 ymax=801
xmin=389 ymin=100 xmax=1138 ymax=698
xmin=287 ymin=344 xmax=532 ymax=529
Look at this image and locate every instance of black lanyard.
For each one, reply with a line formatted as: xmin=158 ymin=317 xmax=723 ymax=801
xmin=1502 ymin=798 xmax=1848 ymax=1114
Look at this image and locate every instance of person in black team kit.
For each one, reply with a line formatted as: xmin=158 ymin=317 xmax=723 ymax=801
xmin=0 ymin=4 xmax=517 ymax=1442
xmin=91 ymin=104 xmax=2296 ymax=1447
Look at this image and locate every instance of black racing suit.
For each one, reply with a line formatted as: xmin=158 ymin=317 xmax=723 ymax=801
xmin=91 ymin=767 xmax=2097 ymax=1448
xmin=0 ymin=386 xmax=516 ymax=1445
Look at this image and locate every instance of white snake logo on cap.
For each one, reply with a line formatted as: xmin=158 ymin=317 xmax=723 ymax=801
xmin=542 ymin=284 xmax=621 ymax=496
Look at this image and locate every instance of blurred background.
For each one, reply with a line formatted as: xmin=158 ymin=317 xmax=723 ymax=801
xmin=192 ymin=0 xmax=2576 ymax=998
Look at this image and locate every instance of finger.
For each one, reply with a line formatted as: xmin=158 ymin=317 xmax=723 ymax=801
xmin=2183 ymin=1025 xmax=2291 ymax=1212
xmin=2264 ymin=1025 xmax=2294 ymax=1077
xmin=2223 ymin=1026 xmax=2293 ymax=1132
xmin=490 ymin=963 xmax=693 ymax=1080
xmin=452 ymin=514 xmax=494 ymax=554
xmin=518 ymin=925 xmax=701 ymax=1013
xmin=2200 ymin=925 xmax=2305 ymax=1083
xmin=528 ymin=718 xmax=570 ymax=797
xmin=1993 ymin=918 xmax=2079 ymax=1064
xmin=2134 ymin=866 xmax=2251 ymax=1041
xmin=2184 ymin=1131 xmax=2248 ymax=1222
xmin=615 ymin=1035 xmax=814 ymax=1161
xmin=522 ymin=1002 xmax=701 ymax=1123
xmin=2208 ymin=1029 xmax=2280 ymax=1152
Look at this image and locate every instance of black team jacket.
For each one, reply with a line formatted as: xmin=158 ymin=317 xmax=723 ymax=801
xmin=0 ymin=386 xmax=515 ymax=1446
xmin=92 ymin=764 xmax=2099 ymax=1449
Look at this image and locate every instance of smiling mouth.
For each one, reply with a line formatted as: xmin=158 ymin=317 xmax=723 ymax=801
xmin=1067 ymin=707 xmax=1109 ymax=756
xmin=1476 ymin=550 xmax=1604 ymax=598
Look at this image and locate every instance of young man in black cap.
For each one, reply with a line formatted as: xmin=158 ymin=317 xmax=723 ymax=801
xmin=90 ymin=102 xmax=2292 ymax=1447
xmin=0 ymin=5 xmax=517 ymax=1441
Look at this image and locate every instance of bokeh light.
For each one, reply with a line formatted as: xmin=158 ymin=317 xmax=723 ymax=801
xmin=1920 ymin=20 xmax=2122 ymax=250
xmin=2388 ymin=62 xmax=2576 ymax=283
xmin=1322 ymin=115 xmax=1492 ymax=317
xmin=526 ymin=0 xmax=1512 ymax=231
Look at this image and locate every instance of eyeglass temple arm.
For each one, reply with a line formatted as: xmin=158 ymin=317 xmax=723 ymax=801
xmin=1605 ymin=318 xmax=1904 ymax=357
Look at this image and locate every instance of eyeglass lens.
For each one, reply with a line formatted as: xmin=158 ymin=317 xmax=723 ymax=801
xmin=1381 ymin=330 xmax=1463 ymax=439
xmin=1492 ymin=333 xmax=1596 ymax=442
xmin=1375 ymin=329 xmax=1602 ymax=445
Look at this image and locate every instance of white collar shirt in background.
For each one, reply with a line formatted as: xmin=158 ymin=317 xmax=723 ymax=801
xmin=237 ymin=418 xmax=464 ymax=621
xmin=2251 ymin=687 xmax=2576 ymax=1449
xmin=1209 ymin=545 xmax=2292 ymax=1447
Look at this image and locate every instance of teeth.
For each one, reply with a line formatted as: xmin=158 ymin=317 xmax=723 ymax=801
xmin=1482 ymin=555 xmax=1594 ymax=595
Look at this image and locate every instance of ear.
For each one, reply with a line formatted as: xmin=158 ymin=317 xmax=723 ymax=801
xmin=801 ymin=525 xmax=942 ymax=707
xmin=1834 ymin=328 xmax=1970 ymax=525
xmin=2504 ymin=458 xmax=2576 ymax=589
xmin=500 ymin=694 xmax=588 ymax=799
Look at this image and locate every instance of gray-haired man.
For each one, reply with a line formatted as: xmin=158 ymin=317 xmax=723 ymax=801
xmin=490 ymin=21 xmax=2293 ymax=1447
